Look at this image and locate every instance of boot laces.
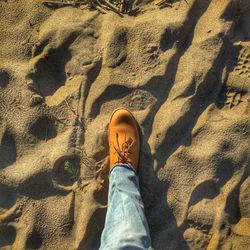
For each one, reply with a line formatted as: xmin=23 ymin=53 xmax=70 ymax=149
xmin=113 ymin=131 xmax=134 ymax=164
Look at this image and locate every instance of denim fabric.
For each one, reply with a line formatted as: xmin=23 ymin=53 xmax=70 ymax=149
xmin=99 ymin=164 xmax=152 ymax=250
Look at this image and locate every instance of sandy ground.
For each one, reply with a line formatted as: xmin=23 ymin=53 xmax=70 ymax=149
xmin=0 ymin=0 xmax=249 ymax=249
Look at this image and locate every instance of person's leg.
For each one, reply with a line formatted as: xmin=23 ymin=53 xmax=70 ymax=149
xmin=99 ymin=164 xmax=152 ymax=250
xmin=100 ymin=108 xmax=152 ymax=249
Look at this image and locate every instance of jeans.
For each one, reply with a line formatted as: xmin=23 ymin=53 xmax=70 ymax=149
xmin=100 ymin=164 xmax=152 ymax=250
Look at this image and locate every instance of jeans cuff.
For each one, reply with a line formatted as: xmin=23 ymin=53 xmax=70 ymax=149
xmin=109 ymin=163 xmax=138 ymax=176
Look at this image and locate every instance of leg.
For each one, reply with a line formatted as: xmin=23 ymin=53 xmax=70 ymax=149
xmin=100 ymin=164 xmax=152 ymax=250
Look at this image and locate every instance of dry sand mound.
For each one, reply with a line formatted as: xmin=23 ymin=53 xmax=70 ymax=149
xmin=0 ymin=0 xmax=249 ymax=249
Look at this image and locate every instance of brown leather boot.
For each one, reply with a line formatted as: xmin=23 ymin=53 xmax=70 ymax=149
xmin=108 ymin=108 xmax=140 ymax=171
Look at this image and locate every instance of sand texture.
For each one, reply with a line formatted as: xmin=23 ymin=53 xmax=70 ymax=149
xmin=0 ymin=0 xmax=250 ymax=249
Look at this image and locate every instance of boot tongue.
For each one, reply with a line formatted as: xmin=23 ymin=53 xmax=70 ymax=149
xmin=113 ymin=132 xmax=134 ymax=164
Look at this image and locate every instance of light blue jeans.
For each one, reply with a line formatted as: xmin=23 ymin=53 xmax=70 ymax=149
xmin=99 ymin=164 xmax=152 ymax=250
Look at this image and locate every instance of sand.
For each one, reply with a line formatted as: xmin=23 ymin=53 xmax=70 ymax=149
xmin=0 ymin=0 xmax=249 ymax=249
